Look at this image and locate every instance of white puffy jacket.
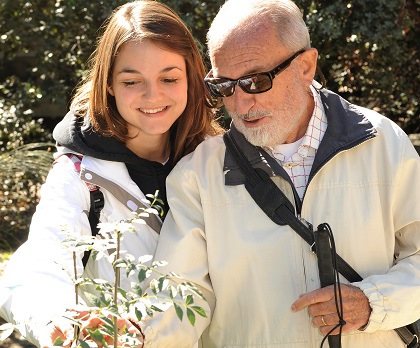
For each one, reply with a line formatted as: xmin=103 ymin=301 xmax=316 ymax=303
xmin=0 ymin=149 xmax=160 ymax=345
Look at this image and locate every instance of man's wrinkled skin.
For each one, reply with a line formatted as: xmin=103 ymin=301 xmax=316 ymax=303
xmin=291 ymin=284 xmax=371 ymax=336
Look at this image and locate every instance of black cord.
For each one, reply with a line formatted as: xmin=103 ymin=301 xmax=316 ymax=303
xmin=319 ymin=223 xmax=346 ymax=348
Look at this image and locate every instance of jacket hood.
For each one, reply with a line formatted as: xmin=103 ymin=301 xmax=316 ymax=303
xmin=53 ymin=111 xmax=140 ymax=164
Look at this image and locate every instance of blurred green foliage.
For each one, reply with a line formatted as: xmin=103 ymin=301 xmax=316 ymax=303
xmin=0 ymin=0 xmax=418 ymax=250
xmin=300 ymin=0 xmax=419 ymax=133
xmin=0 ymin=0 xmax=418 ymax=135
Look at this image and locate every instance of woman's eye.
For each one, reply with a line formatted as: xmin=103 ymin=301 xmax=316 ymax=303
xmin=123 ymin=81 xmax=138 ymax=86
xmin=163 ymin=78 xmax=178 ymax=84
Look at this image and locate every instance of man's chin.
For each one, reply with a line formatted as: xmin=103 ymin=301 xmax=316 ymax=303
xmin=233 ymin=120 xmax=275 ymax=147
xmin=242 ymin=130 xmax=270 ymax=147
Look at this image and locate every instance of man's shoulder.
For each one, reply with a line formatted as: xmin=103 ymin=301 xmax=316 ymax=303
xmin=352 ymin=104 xmax=408 ymax=139
xmin=170 ymin=135 xmax=226 ymax=176
xmin=181 ymin=135 xmax=225 ymax=162
xmin=321 ymin=88 xmax=407 ymax=138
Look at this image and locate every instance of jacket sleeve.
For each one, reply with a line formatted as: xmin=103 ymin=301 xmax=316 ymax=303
xmin=0 ymin=158 xmax=92 ymax=345
xmin=354 ymin=134 xmax=420 ymax=332
xmin=140 ymin=159 xmax=214 ymax=347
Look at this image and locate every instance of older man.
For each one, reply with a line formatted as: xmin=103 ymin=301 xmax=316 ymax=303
xmin=140 ymin=0 xmax=420 ymax=347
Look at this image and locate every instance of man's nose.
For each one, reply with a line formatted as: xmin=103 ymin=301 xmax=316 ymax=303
xmin=227 ymin=87 xmax=256 ymax=115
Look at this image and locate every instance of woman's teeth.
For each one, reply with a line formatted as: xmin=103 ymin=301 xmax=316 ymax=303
xmin=140 ymin=106 xmax=167 ymax=114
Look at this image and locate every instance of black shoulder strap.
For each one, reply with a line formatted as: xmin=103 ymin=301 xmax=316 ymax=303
xmin=82 ymin=189 xmax=105 ymax=268
xmin=223 ymin=131 xmax=419 ymax=348
xmin=58 ymin=154 xmax=105 ymax=268
xmin=224 ymin=132 xmax=361 ymax=281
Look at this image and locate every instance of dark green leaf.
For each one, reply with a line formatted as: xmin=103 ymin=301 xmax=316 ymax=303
xmin=86 ymin=329 xmax=105 ymax=344
xmin=191 ymin=306 xmax=207 ymax=318
xmin=132 ymin=283 xmax=143 ymax=296
xmin=138 ymin=268 xmax=148 ymax=283
xmin=185 ymin=294 xmax=194 ymax=305
xmin=52 ymin=336 xmax=64 ymax=346
xmin=78 ymin=340 xmax=91 ymax=348
xmin=187 ymin=308 xmax=196 ymax=326
xmin=173 ymin=303 xmax=183 ymax=322
xmin=151 ymin=305 xmax=163 ymax=312
xmin=134 ymin=307 xmax=143 ymax=321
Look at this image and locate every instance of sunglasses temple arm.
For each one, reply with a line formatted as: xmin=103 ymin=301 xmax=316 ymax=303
xmin=315 ymin=65 xmax=326 ymax=89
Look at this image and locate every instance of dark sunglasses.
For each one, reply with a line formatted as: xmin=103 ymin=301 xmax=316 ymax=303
xmin=204 ymin=50 xmax=305 ymax=98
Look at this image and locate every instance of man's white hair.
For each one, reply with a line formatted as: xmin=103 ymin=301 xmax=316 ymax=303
xmin=207 ymin=0 xmax=310 ymax=55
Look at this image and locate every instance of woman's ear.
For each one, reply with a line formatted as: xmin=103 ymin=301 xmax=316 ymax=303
xmin=299 ymin=48 xmax=318 ymax=86
xmin=107 ymin=85 xmax=115 ymax=96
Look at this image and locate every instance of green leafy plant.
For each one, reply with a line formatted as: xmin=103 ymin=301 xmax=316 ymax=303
xmin=18 ymin=192 xmax=206 ymax=347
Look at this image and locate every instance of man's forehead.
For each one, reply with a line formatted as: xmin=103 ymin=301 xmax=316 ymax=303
xmin=210 ymin=22 xmax=282 ymax=78
xmin=211 ymin=15 xmax=274 ymax=49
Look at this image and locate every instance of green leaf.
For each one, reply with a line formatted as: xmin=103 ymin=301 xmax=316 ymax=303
xmin=152 ymin=260 xmax=168 ymax=268
xmin=78 ymin=340 xmax=91 ymax=348
xmin=173 ymin=303 xmax=183 ymax=322
xmin=86 ymin=329 xmax=105 ymax=344
xmin=150 ymin=279 xmax=158 ymax=295
xmin=191 ymin=306 xmax=207 ymax=318
xmin=113 ymin=258 xmax=127 ymax=268
xmin=168 ymin=284 xmax=177 ymax=299
xmin=103 ymin=305 xmax=120 ymax=318
xmin=150 ymin=305 xmax=163 ymax=312
xmin=138 ymin=268 xmax=148 ymax=283
xmin=185 ymin=294 xmax=194 ymax=305
xmin=134 ymin=307 xmax=143 ymax=321
xmin=177 ymin=284 xmax=186 ymax=299
xmin=183 ymin=282 xmax=206 ymax=300
xmin=187 ymin=308 xmax=196 ymax=326
xmin=158 ymin=276 xmax=169 ymax=292
xmin=52 ymin=336 xmax=64 ymax=346
xmin=117 ymin=287 xmax=128 ymax=300
xmin=145 ymin=306 xmax=154 ymax=317
xmin=99 ymin=292 xmax=112 ymax=306
xmin=132 ymin=283 xmax=143 ymax=296
xmin=126 ymin=263 xmax=136 ymax=277
xmin=168 ymin=272 xmax=181 ymax=278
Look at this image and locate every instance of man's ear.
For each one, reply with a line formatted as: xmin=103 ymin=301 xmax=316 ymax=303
xmin=299 ymin=48 xmax=318 ymax=86
xmin=107 ymin=85 xmax=115 ymax=96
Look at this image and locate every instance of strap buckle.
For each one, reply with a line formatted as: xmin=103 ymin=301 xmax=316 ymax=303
xmin=406 ymin=334 xmax=419 ymax=348
xmin=298 ymin=216 xmax=315 ymax=253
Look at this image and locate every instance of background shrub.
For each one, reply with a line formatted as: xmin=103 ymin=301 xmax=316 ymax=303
xmin=0 ymin=0 xmax=418 ymax=251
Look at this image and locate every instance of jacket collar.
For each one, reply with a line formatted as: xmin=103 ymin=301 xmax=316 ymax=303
xmin=224 ymin=89 xmax=377 ymax=186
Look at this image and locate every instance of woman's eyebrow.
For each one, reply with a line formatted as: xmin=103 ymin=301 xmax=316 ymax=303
xmin=117 ymin=66 xmax=184 ymax=75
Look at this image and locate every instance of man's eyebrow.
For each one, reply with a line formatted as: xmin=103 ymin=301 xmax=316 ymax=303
xmin=242 ymin=64 xmax=271 ymax=76
xmin=215 ymin=65 xmax=267 ymax=79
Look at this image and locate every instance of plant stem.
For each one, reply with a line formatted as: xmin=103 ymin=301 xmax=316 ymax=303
xmin=72 ymin=251 xmax=81 ymax=346
xmin=73 ymin=251 xmax=79 ymax=304
xmin=113 ymin=231 xmax=121 ymax=347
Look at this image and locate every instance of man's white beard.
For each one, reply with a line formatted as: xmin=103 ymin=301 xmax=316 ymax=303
xmin=233 ymin=120 xmax=277 ymax=147
xmin=232 ymin=110 xmax=298 ymax=147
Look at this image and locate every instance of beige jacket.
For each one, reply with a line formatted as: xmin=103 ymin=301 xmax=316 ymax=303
xmin=142 ymin=90 xmax=420 ymax=347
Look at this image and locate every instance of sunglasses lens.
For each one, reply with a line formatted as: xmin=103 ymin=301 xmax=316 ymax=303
xmin=205 ymin=73 xmax=272 ymax=97
xmin=240 ymin=74 xmax=272 ymax=94
xmin=206 ymin=79 xmax=235 ymax=97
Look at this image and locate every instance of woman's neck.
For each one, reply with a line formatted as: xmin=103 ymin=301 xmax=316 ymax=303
xmin=126 ymin=133 xmax=170 ymax=163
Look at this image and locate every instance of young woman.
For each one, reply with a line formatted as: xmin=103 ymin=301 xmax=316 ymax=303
xmin=0 ymin=1 xmax=223 ymax=346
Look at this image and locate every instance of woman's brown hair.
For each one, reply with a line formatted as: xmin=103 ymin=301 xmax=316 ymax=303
xmin=71 ymin=0 xmax=223 ymax=162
